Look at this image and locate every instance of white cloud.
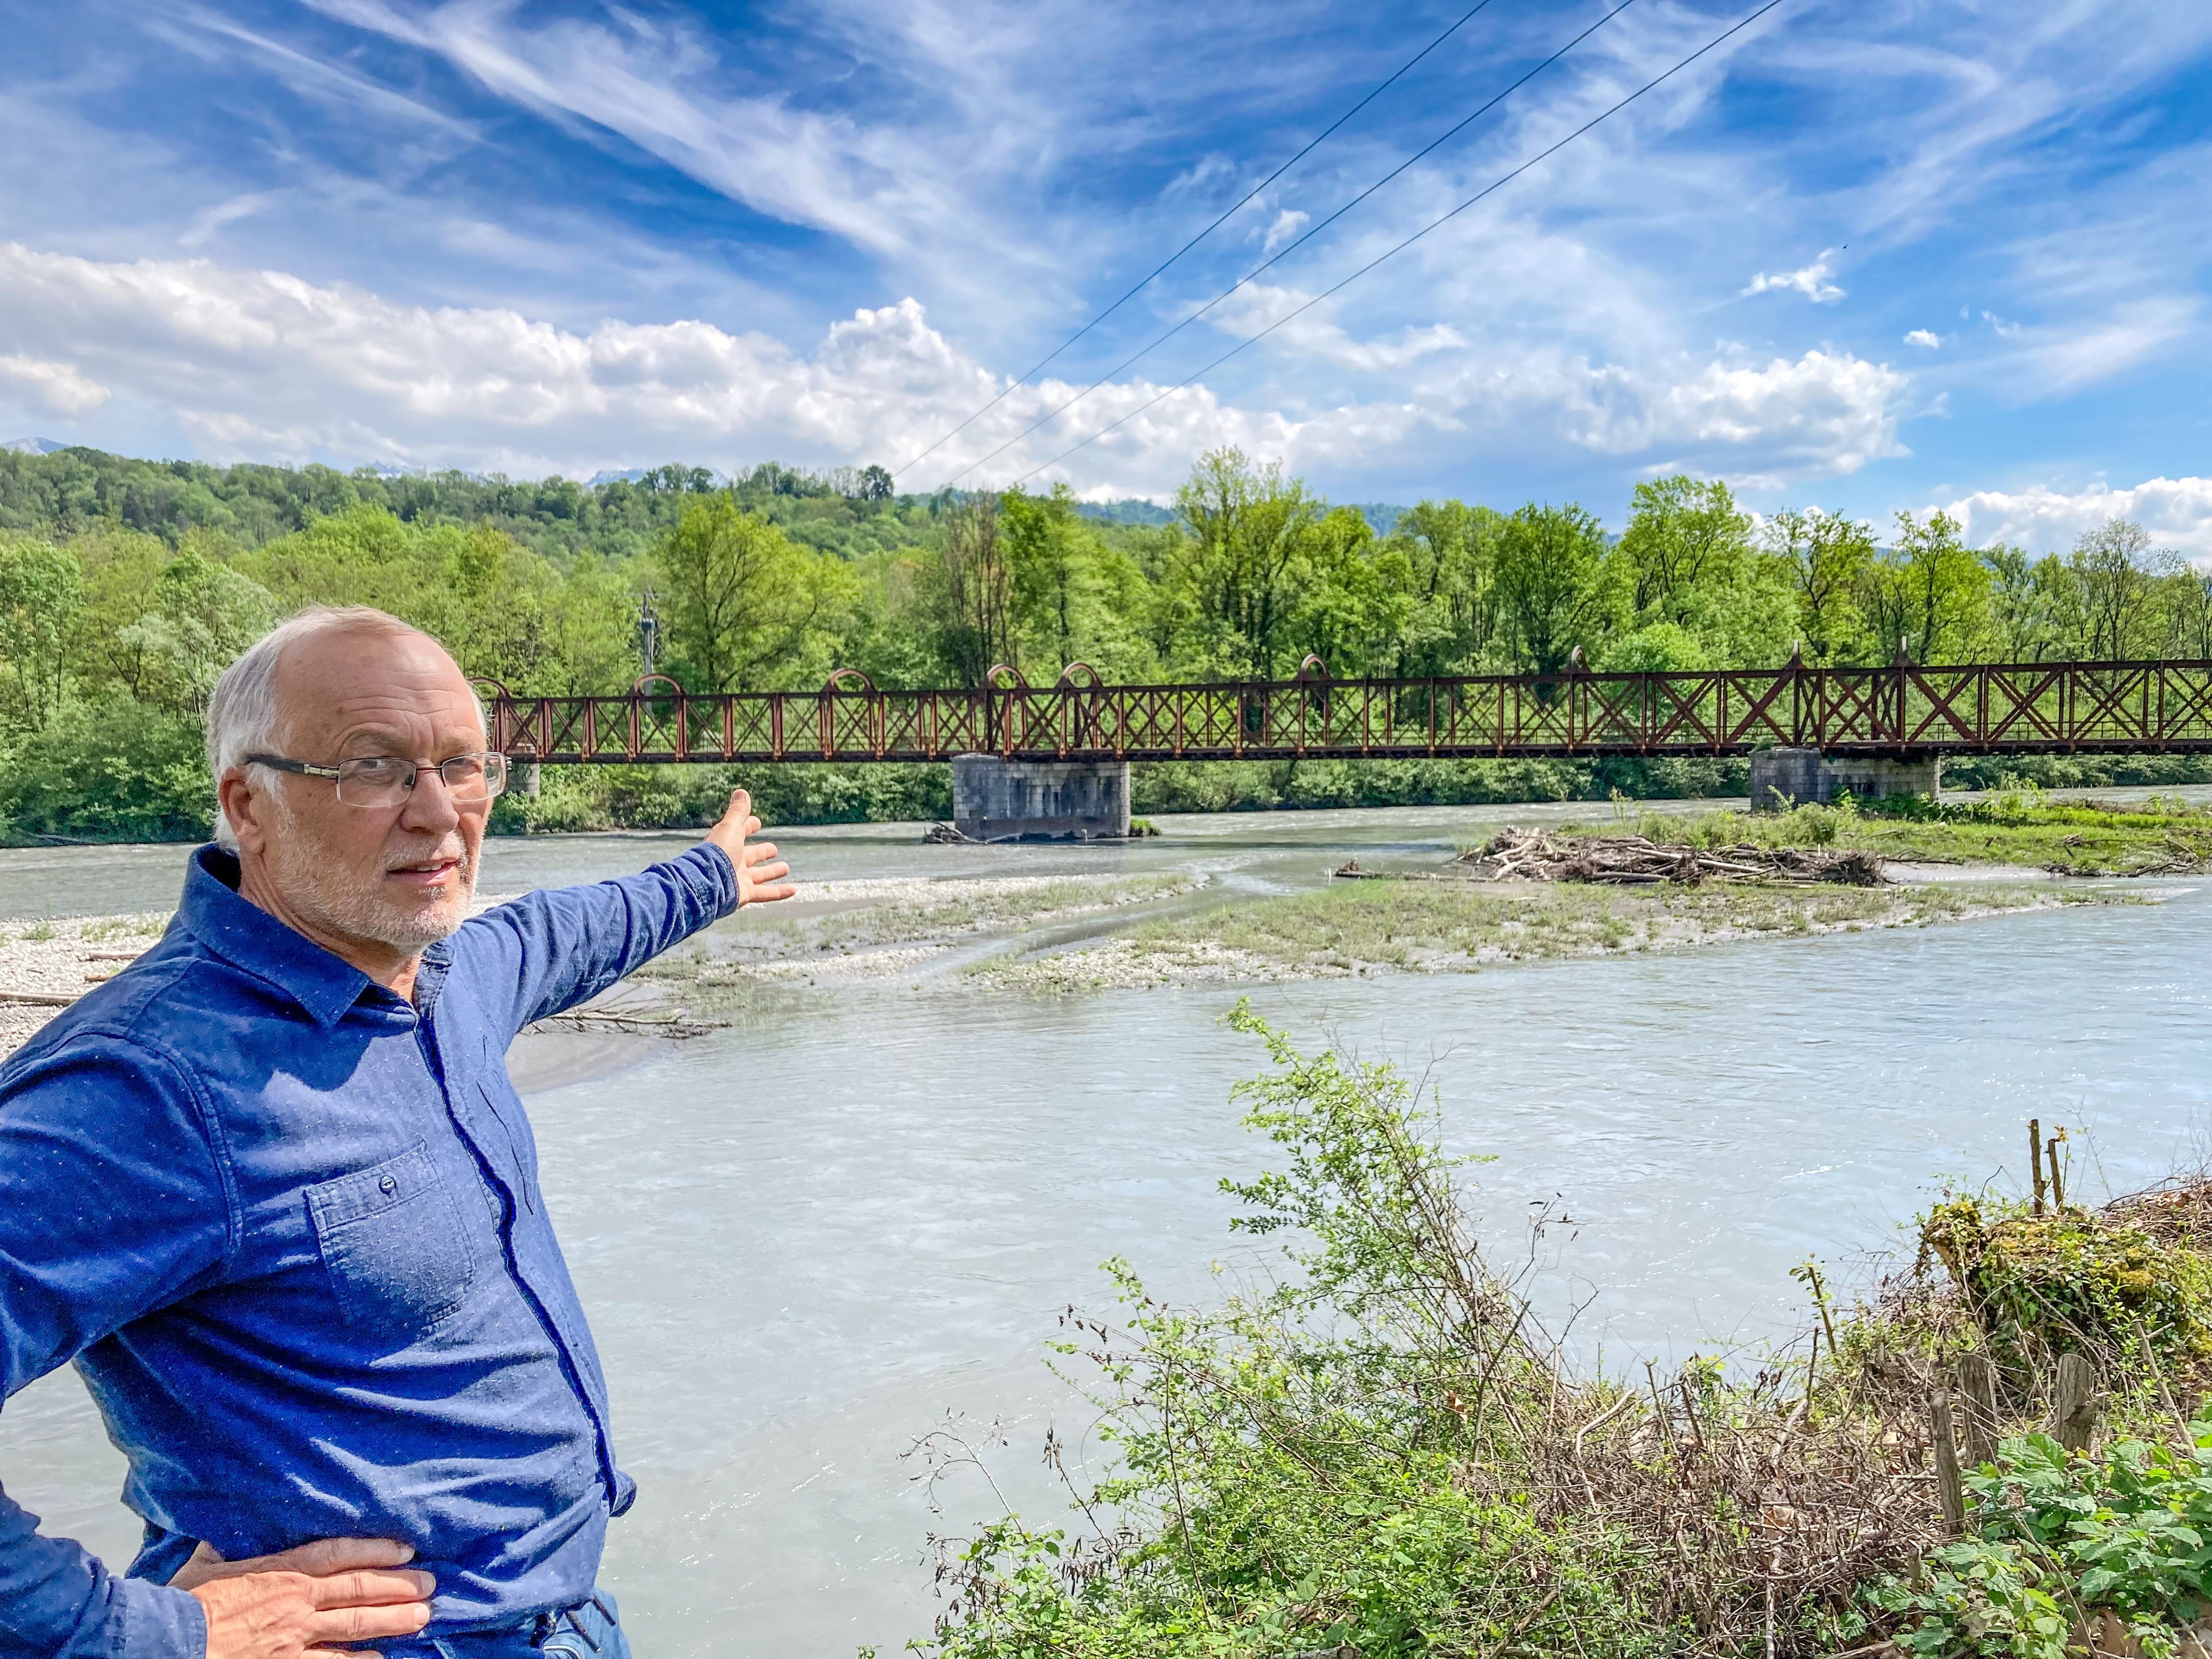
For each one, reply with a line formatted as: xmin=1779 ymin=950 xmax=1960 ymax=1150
xmin=1742 ymin=249 xmax=1845 ymax=305
xmin=0 ymin=241 xmax=1309 ymax=489
xmin=1261 ymin=209 xmax=1309 ymax=253
xmin=0 ymin=354 xmax=111 ymax=415
xmin=1935 ymin=477 xmax=2212 ymax=561
xmin=0 ymin=244 xmax=1918 ymax=498
xmin=1905 ymin=329 xmax=1941 ymax=348
xmin=1208 ymin=282 xmax=1465 ymax=372
xmin=1534 ymin=349 xmax=1909 ymax=487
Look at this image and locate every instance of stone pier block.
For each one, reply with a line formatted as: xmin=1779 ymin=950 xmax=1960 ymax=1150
xmin=951 ymin=754 xmax=1132 ymax=841
xmin=1748 ymin=747 xmax=1940 ymax=811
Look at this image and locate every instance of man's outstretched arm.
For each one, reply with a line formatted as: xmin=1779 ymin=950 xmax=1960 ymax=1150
xmin=463 ymin=787 xmax=795 ymax=1036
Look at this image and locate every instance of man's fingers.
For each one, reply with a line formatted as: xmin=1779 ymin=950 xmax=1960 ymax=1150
xmin=743 ymin=841 xmax=780 ymax=866
xmin=749 ymin=860 xmax=791 ymax=885
xmin=751 ymin=881 xmax=798 ymax=903
xmin=309 ymin=1598 xmax=435 ymax=1644
xmin=309 ymin=1568 xmax=436 ymax=1609
xmin=275 ymin=1538 xmax=417 ymax=1578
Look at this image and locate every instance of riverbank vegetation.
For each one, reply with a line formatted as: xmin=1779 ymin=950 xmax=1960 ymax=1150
xmin=5 ymin=441 xmax=2211 ymax=842
xmin=1579 ymin=790 xmax=2212 ymax=878
xmin=905 ymin=1010 xmax=2212 ymax=1659
xmin=983 ymin=876 xmax=2141 ymax=992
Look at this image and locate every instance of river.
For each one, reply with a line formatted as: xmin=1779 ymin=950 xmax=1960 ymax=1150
xmin=4 ymin=803 xmax=2209 ymax=1655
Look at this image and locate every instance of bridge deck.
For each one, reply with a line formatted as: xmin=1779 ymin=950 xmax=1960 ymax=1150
xmin=473 ymin=661 xmax=2212 ymax=765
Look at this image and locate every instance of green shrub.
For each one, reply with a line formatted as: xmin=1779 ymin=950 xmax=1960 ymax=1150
xmin=1870 ymin=1429 xmax=2212 ymax=1658
xmin=0 ymin=695 xmax=210 ymax=843
xmin=1920 ymin=1195 xmax=2212 ymax=1366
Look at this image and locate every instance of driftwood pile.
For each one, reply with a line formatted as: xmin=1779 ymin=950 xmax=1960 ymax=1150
xmin=1458 ymin=826 xmax=1886 ymax=887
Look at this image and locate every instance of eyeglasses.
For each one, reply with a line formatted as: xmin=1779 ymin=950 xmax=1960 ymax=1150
xmin=246 ymin=752 xmax=509 ymax=809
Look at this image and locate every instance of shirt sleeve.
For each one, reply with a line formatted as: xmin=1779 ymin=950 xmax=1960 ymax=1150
xmin=0 ymin=1037 xmax=235 ymax=1659
xmin=457 ymin=843 xmax=740 ymax=1036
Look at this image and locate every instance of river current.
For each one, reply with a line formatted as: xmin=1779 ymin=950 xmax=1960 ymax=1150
xmin=4 ymin=804 xmax=2209 ymax=1655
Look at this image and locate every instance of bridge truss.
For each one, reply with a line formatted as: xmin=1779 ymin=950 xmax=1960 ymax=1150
xmin=472 ymin=659 xmax=2212 ymax=765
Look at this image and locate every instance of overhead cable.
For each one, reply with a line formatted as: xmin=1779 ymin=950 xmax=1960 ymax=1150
xmin=891 ymin=0 xmax=1509 ymax=481
xmin=934 ymin=0 xmax=1645 ymax=493
xmin=1010 ymin=0 xmax=1795 ymax=488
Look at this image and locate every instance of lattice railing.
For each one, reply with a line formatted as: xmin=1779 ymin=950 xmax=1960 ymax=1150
xmin=472 ymin=660 xmax=2212 ymax=764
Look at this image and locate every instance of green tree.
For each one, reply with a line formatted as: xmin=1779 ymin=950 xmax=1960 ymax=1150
xmin=1385 ymin=499 xmax=1497 ymax=676
xmin=1002 ymin=484 xmax=1086 ymax=671
xmin=1175 ymin=448 xmax=1321 ymax=678
xmin=1982 ymin=545 xmax=2079 ymax=662
xmin=114 ymin=549 xmax=278 ymax=714
xmin=932 ymin=495 xmax=1015 ymax=686
xmin=1490 ymin=503 xmax=1613 ymax=675
xmin=656 ymin=495 xmax=856 ymax=692
xmin=1863 ymin=510 xmax=1991 ymax=664
xmin=2069 ymin=518 xmax=2167 ymax=659
xmin=1763 ymin=508 xmax=1874 ymax=663
xmin=0 ymin=534 xmax=84 ymax=729
xmin=1615 ymin=475 xmax=1751 ymax=632
xmin=1287 ymin=507 xmax=1413 ymax=677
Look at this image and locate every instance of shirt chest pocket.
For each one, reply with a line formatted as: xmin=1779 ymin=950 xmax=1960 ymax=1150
xmin=306 ymin=1143 xmax=478 ymax=1340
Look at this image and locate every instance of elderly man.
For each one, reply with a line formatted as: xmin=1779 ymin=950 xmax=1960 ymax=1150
xmin=0 ymin=607 xmax=793 ymax=1659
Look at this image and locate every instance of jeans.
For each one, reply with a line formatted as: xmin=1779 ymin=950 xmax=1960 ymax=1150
xmin=378 ymin=1590 xmax=631 ymax=1659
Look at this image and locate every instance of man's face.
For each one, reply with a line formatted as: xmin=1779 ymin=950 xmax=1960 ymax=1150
xmin=240 ymin=629 xmax=491 ymax=954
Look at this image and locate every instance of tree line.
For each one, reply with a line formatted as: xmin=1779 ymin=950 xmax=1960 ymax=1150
xmin=0 ymin=442 xmax=2203 ymax=840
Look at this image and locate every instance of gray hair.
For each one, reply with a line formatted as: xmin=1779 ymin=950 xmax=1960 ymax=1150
xmin=206 ymin=607 xmax=455 ymax=850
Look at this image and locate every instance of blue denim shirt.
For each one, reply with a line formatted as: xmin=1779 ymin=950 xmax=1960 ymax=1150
xmin=0 ymin=842 xmax=737 ymax=1659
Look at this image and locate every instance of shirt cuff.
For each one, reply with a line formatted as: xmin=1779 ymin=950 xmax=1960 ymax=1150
xmin=121 ymin=1578 xmax=207 ymax=1659
xmin=687 ymin=841 xmax=741 ymax=918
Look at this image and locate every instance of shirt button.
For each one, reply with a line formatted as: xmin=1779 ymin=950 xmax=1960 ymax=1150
xmin=380 ymin=1175 xmax=397 ymax=1195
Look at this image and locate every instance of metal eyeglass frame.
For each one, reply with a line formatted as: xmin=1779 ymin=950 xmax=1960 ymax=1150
xmin=245 ymin=752 xmax=510 ymax=807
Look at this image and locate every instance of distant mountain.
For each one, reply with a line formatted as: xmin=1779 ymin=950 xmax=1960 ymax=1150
xmin=1349 ymin=502 xmax=1407 ymax=535
xmin=1075 ymin=497 xmax=1177 ymax=526
xmin=4 ymin=437 xmax=73 ymax=455
xmin=587 ymin=466 xmax=653 ymax=487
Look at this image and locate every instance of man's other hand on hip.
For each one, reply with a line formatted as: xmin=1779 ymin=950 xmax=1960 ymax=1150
xmin=177 ymin=1537 xmax=435 ymax=1659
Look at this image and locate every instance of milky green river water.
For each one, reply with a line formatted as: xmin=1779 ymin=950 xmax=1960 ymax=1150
xmin=4 ymin=803 xmax=2209 ymax=1655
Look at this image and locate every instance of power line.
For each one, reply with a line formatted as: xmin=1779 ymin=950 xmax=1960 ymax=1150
xmin=891 ymin=0 xmax=1508 ymax=481
xmin=935 ymin=0 xmax=1641 ymax=492
xmin=1010 ymin=0 xmax=1794 ymax=489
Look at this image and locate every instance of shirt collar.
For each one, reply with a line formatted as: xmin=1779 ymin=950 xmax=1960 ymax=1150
xmin=179 ymin=845 xmax=379 ymax=1029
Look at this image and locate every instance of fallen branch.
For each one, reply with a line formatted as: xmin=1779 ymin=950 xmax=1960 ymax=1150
xmin=1457 ymin=828 xmax=1886 ymax=888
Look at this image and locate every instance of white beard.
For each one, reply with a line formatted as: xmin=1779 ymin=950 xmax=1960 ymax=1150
xmin=265 ymin=791 xmax=476 ymax=952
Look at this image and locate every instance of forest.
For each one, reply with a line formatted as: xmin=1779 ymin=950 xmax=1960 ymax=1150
xmin=2 ymin=441 xmax=2207 ymax=842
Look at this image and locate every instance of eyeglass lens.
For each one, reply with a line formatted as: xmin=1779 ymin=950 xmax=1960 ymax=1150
xmin=334 ymin=754 xmax=507 ymax=807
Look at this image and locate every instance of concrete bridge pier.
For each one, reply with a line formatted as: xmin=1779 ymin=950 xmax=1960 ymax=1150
xmin=951 ymin=753 xmax=1132 ymax=841
xmin=1749 ymin=748 xmax=1939 ymax=811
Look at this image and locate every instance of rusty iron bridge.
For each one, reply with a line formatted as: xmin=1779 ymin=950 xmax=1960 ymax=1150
xmin=471 ymin=657 xmax=2212 ymax=765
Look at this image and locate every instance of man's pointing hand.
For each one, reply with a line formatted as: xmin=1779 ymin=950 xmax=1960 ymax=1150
xmin=178 ymin=1537 xmax=434 ymax=1659
xmin=705 ymin=787 xmax=795 ymax=907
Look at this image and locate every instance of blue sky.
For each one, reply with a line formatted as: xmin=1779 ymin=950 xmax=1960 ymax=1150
xmin=1 ymin=0 xmax=2209 ymax=551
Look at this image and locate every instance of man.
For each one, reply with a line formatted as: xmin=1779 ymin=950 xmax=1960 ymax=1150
xmin=0 ymin=607 xmax=795 ymax=1659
